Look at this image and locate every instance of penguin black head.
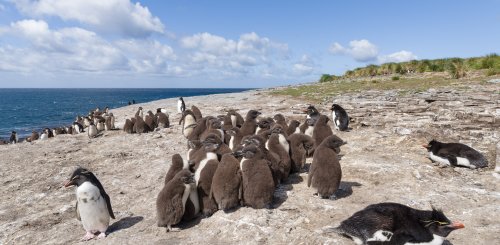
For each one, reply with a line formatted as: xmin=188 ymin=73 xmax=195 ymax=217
xmin=330 ymin=104 xmax=342 ymax=111
xmin=421 ymin=208 xmax=465 ymax=237
xmin=64 ymin=167 xmax=98 ymax=187
xmin=323 ymin=135 xmax=346 ymax=149
xmin=422 ymin=139 xmax=440 ymax=151
xmin=246 ymin=110 xmax=261 ymax=120
xmin=231 ymin=150 xmax=244 ymax=158
xmin=271 ymin=125 xmax=284 ymax=134
xmin=241 ymin=145 xmax=262 ymax=159
xmin=289 ymin=120 xmax=300 ymax=127
xmin=241 ymin=135 xmax=263 ymax=148
xmin=257 ymin=117 xmax=274 ymax=129
xmin=202 ymin=134 xmax=221 ymax=152
xmin=303 ymin=105 xmax=318 ymax=115
xmin=12 ymin=131 xmax=16 ymax=134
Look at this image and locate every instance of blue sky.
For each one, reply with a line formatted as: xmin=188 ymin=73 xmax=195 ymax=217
xmin=0 ymin=0 xmax=499 ymax=88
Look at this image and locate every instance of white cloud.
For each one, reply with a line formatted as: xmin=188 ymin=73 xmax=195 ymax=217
xmin=11 ymin=0 xmax=164 ymax=37
xmin=378 ymin=50 xmax=417 ymax=63
xmin=178 ymin=32 xmax=290 ymax=77
xmin=329 ymin=42 xmax=346 ymax=54
xmin=292 ymin=54 xmax=315 ymax=75
xmin=329 ymin=39 xmax=378 ymax=62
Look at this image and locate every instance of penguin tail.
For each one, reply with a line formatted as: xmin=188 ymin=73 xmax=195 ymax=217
xmin=322 ymin=225 xmax=345 ymax=235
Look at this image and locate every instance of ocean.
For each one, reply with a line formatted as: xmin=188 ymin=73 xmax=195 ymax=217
xmin=0 ymin=88 xmax=252 ymax=140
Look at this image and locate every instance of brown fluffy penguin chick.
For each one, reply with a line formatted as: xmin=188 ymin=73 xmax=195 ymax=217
xmin=239 ymin=110 xmax=261 ymax=138
xmin=227 ymin=127 xmax=244 ymax=151
xmin=133 ymin=115 xmax=151 ymax=133
xmin=187 ymin=140 xmax=202 ymax=161
xmin=288 ymin=133 xmax=315 ymax=173
xmin=227 ymin=109 xmax=245 ymax=128
xmin=155 ymin=111 xmax=170 ymax=128
xmin=312 ymin=115 xmax=333 ymax=149
xmin=255 ymin=117 xmax=275 ymax=135
xmin=179 ymin=110 xmax=197 ymax=138
xmin=194 ymin=136 xmax=220 ymax=217
xmin=187 ymin=116 xmax=213 ymax=141
xmin=299 ymin=117 xmax=316 ymax=137
xmin=240 ymin=145 xmax=275 ymax=209
xmin=200 ymin=117 xmax=224 ymax=141
xmin=156 ymin=169 xmax=195 ymax=232
xmin=273 ymin=114 xmax=288 ymax=134
xmin=203 ymin=133 xmax=232 ymax=156
xmin=165 ymin=154 xmax=186 ymax=185
xmin=242 ymin=134 xmax=282 ymax=186
xmin=191 ymin=105 xmax=203 ymax=121
xmin=307 ymin=135 xmax=344 ymax=199
xmin=210 ymin=153 xmax=242 ymax=211
xmin=286 ymin=120 xmax=301 ymax=136
xmin=266 ymin=127 xmax=292 ymax=181
xmin=144 ymin=114 xmax=156 ymax=131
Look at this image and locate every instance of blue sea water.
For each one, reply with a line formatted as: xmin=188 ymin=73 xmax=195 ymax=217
xmin=0 ymin=88 xmax=252 ymax=140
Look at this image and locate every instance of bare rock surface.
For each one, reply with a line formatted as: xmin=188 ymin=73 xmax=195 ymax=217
xmin=0 ymin=83 xmax=499 ymax=244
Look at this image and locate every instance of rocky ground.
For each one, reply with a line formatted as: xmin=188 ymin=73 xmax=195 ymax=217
xmin=0 ymin=81 xmax=499 ymax=245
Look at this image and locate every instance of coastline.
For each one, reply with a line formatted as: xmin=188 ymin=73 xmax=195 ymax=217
xmin=0 ymin=85 xmax=498 ymax=244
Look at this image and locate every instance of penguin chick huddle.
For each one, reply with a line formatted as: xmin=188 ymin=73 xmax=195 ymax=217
xmin=2 ymin=106 xmax=116 ymax=143
xmin=122 ymin=107 xmax=170 ymax=134
xmin=156 ymin=103 xmax=352 ymax=232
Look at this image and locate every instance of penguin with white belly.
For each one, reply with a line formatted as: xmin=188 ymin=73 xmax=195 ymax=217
xmin=64 ymin=168 xmax=115 ymax=241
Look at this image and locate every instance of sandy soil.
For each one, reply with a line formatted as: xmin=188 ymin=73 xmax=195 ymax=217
xmin=0 ymin=85 xmax=498 ymax=245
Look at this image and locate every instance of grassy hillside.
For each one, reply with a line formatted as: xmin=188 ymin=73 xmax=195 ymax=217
xmin=272 ymin=54 xmax=500 ymax=102
xmin=320 ymin=54 xmax=499 ymax=82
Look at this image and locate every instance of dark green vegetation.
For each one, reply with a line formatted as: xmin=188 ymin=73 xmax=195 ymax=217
xmin=320 ymin=54 xmax=500 ymax=82
xmin=272 ymin=55 xmax=500 ymax=101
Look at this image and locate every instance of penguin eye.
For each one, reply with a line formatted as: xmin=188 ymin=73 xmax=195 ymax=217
xmin=71 ymin=176 xmax=80 ymax=180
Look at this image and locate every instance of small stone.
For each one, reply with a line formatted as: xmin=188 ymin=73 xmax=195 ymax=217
xmin=135 ymin=174 xmax=141 ymax=178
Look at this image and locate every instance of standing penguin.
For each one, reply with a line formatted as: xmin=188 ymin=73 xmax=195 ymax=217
xmin=156 ymin=169 xmax=195 ymax=232
xmin=165 ymin=154 xmax=187 ymax=184
xmin=288 ymin=133 xmax=315 ymax=173
xmin=73 ymin=122 xmax=84 ymax=134
xmin=210 ymin=153 xmax=242 ymax=211
xmin=28 ymin=130 xmax=40 ymax=142
xmin=312 ymin=115 xmax=333 ymax=149
xmin=10 ymin=131 xmax=18 ymax=144
xmin=178 ymin=97 xmax=186 ymax=113
xmin=88 ymin=121 xmax=98 ymax=138
xmin=191 ymin=105 xmax=203 ymax=121
xmin=193 ymin=135 xmax=220 ymax=216
xmin=123 ymin=119 xmax=135 ymax=134
xmin=308 ymin=135 xmax=345 ymax=199
xmin=273 ymin=114 xmax=288 ymax=134
xmin=240 ymin=145 xmax=275 ymax=209
xmin=300 ymin=118 xmax=316 ymax=137
xmin=330 ymin=104 xmax=349 ymax=131
xmin=286 ymin=120 xmax=301 ymax=136
xmin=64 ymin=168 xmax=115 ymax=240
xmin=422 ymin=140 xmax=488 ymax=169
xmin=133 ymin=115 xmax=151 ymax=134
xmin=304 ymin=105 xmax=320 ymax=121
xmin=156 ymin=109 xmax=170 ymax=128
xmin=266 ymin=125 xmax=291 ymax=181
xmin=328 ymin=202 xmax=464 ymax=245
xmin=227 ymin=109 xmax=244 ymax=128
xmin=240 ymin=110 xmax=261 ymax=138
xmin=135 ymin=107 xmax=143 ymax=118
xmin=179 ymin=110 xmax=197 ymax=138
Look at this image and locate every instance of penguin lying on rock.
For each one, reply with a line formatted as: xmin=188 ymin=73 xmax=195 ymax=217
xmin=326 ymin=202 xmax=464 ymax=245
xmin=64 ymin=168 xmax=115 ymax=241
xmin=422 ymin=140 xmax=488 ymax=169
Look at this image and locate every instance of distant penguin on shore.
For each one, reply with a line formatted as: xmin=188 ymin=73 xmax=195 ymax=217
xmin=330 ymin=104 xmax=349 ymax=131
xmin=9 ymin=131 xmax=18 ymax=144
xmin=123 ymin=119 xmax=134 ymax=134
xmin=88 ymin=122 xmax=98 ymax=138
xmin=178 ymin=97 xmax=186 ymax=113
xmin=40 ymin=129 xmax=48 ymax=140
xmin=135 ymin=107 xmax=143 ymax=118
xmin=422 ymin=140 xmax=488 ymax=169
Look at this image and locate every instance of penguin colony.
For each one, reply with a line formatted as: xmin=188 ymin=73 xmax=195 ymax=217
xmin=2 ymin=106 xmax=117 ymax=143
xmin=56 ymin=97 xmax=486 ymax=243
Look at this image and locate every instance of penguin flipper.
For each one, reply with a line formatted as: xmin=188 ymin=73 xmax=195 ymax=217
xmin=102 ymin=192 xmax=115 ymax=219
xmin=446 ymin=155 xmax=458 ymax=166
xmin=75 ymin=201 xmax=81 ymax=221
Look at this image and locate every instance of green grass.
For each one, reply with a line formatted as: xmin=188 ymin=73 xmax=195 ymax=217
xmin=271 ymin=77 xmax=480 ymax=101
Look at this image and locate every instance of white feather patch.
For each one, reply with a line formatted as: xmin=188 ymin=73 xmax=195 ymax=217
xmin=429 ymin=152 xmax=450 ymax=166
xmin=404 ymin=234 xmax=444 ymax=245
xmin=76 ymin=182 xmax=110 ymax=233
xmin=181 ymin=184 xmax=191 ymax=212
xmin=278 ymin=134 xmax=289 ymax=153
xmin=304 ymin=126 xmax=314 ymax=137
xmin=194 ymin=152 xmax=217 ymax=186
xmin=366 ymin=230 xmax=393 ymax=242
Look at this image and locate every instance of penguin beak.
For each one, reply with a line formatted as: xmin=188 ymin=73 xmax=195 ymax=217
xmin=421 ymin=144 xmax=429 ymax=148
xmin=449 ymin=221 xmax=465 ymax=229
xmin=63 ymin=180 xmax=75 ymax=188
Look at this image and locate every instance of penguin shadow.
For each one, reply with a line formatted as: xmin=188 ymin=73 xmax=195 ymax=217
xmin=443 ymin=240 xmax=454 ymax=245
xmin=107 ymin=216 xmax=144 ymax=234
xmin=176 ymin=216 xmax=203 ymax=230
xmin=272 ymin=173 xmax=304 ymax=208
xmin=334 ymin=181 xmax=362 ymax=199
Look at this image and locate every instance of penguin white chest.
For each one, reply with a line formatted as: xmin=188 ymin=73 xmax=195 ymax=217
xmin=181 ymin=184 xmax=191 ymax=212
xmin=304 ymin=126 xmax=314 ymax=137
xmin=229 ymin=136 xmax=235 ymax=150
xmin=240 ymin=158 xmax=249 ymax=170
xmin=278 ymin=134 xmax=289 ymax=153
xmin=429 ymin=152 xmax=450 ymax=166
xmin=177 ymin=100 xmax=183 ymax=113
xmin=76 ymin=182 xmax=110 ymax=233
xmin=194 ymin=152 xmax=217 ymax=185
xmin=183 ymin=115 xmax=196 ymax=138
xmin=404 ymin=234 xmax=444 ymax=245
xmin=231 ymin=115 xmax=237 ymax=127
xmin=332 ymin=111 xmax=340 ymax=130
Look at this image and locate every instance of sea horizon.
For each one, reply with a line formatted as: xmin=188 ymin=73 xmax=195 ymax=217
xmin=0 ymin=88 xmax=254 ymax=140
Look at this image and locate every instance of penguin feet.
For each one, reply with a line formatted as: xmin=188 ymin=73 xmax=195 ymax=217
xmin=81 ymin=232 xmax=96 ymax=241
xmin=166 ymin=227 xmax=181 ymax=232
xmin=97 ymin=232 xmax=107 ymax=239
